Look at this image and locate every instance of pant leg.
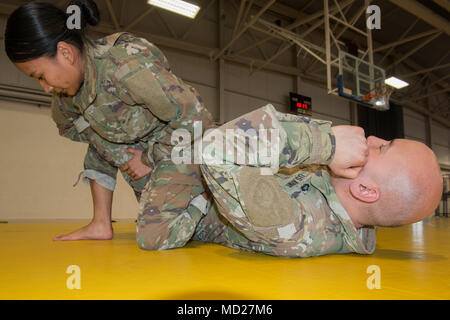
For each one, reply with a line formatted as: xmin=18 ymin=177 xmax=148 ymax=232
xmin=136 ymin=160 xmax=209 ymax=250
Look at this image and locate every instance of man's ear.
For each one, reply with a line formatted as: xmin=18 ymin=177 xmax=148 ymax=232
xmin=349 ymin=180 xmax=380 ymax=203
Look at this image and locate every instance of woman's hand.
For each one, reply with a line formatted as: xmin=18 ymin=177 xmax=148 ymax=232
xmin=121 ymin=148 xmax=152 ymax=180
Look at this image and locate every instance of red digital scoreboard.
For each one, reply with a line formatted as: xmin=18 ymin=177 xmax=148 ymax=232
xmin=289 ymin=92 xmax=312 ymax=117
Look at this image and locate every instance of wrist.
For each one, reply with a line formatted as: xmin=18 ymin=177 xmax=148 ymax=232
xmin=308 ymin=121 xmax=335 ymax=165
xmin=141 ymin=151 xmax=154 ymax=168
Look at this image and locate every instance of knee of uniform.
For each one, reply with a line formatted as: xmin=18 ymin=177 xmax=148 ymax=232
xmin=135 ymin=229 xmax=188 ymax=251
xmin=135 ymin=219 xmax=161 ymax=250
xmin=136 ymin=239 xmax=157 ymax=251
xmin=135 ymin=232 xmax=161 ymax=251
xmin=136 ymin=237 xmax=187 ymax=251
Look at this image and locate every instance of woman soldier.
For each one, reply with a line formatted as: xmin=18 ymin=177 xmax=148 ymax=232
xmin=5 ymin=0 xmax=215 ymax=250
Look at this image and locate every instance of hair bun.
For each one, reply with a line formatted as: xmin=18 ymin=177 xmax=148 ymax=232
xmin=69 ymin=0 xmax=100 ymax=28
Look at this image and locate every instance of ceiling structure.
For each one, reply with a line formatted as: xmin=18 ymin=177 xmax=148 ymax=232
xmin=0 ymin=0 xmax=448 ymax=127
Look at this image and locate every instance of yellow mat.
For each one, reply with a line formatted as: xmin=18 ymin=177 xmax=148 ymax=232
xmin=0 ymin=217 xmax=448 ymax=299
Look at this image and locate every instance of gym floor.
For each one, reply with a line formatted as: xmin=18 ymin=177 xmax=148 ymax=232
xmin=0 ymin=216 xmax=448 ymax=300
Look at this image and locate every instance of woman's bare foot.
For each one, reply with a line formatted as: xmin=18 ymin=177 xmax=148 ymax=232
xmin=53 ymin=220 xmax=113 ymax=241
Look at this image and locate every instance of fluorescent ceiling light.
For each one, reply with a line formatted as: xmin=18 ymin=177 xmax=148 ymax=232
xmin=148 ymin=0 xmax=200 ymax=19
xmin=385 ymin=76 xmax=409 ymax=89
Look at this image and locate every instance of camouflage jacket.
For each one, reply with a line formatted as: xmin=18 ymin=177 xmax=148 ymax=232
xmin=51 ymin=32 xmax=214 ymax=195
xmin=193 ymin=104 xmax=376 ymax=257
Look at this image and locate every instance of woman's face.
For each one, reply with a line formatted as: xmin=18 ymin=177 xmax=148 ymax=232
xmin=14 ymin=42 xmax=85 ymax=97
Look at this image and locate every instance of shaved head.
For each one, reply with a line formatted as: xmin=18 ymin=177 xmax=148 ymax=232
xmin=333 ymin=136 xmax=443 ymax=228
xmin=368 ymin=139 xmax=443 ymax=226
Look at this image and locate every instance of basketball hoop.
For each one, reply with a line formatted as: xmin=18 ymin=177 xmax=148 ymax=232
xmin=363 ymin=84 xmax=394 ymax=110
xmin=363 ymin=84 xmax=394 ymax=103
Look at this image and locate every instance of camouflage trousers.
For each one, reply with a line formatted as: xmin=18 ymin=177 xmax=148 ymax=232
xmin=196 ymin=104 xmax=335 ymax=256
xmin=136 ymin=104 xmax=335 ymax=255
xmin=136 ymin=159 xmax=210 ymax=250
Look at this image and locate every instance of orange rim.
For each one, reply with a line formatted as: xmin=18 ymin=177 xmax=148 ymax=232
xmin=363 ymin=84 xmax=394 ymax=102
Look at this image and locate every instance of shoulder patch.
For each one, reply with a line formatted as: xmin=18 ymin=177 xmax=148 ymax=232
xmin=123 ymin=67 xmax=177 ymax=121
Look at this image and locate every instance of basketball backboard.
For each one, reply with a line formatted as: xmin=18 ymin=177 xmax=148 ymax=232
xmin=338 ymin=50 xmax=392 ymax=110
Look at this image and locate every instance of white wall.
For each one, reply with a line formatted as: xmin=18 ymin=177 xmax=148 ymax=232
xmin=0 ymin=100 xmax=139 ymax=221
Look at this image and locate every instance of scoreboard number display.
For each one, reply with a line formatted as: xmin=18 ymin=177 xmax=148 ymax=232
xmin=289 ymin=92 xmax=312 ymax=117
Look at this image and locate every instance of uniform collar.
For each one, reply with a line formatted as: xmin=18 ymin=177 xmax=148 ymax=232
xmin=73 ymin=33 xmax=130 ymax=111
xmin=73 ymin=45 xmax=97 ymax=111
xmin=310 ymin=170 xmax=376 ymax=254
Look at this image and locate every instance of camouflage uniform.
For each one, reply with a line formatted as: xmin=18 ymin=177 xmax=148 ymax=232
xmin=193 ymin=104 xmax=376 ymax=258
xmin=51 ymin=32 xmax=215 ymax=250
xmin=51 ymin=32 xmax=375 ymax=257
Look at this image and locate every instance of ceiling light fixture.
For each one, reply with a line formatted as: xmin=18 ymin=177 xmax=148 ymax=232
xmin=148 ymin=0 xmax=200 ymax=19
xmin=385 ymin=76 xmax=409 ymax=89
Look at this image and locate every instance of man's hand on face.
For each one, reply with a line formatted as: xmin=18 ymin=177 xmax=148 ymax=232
xmin=329 ymin=126 xmax=368 ymax=179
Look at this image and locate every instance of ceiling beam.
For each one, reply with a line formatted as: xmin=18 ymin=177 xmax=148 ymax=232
xmin=252 ymin=0 xmax=301 ymax=19
xmin=335 ymin=4 xmax=366 ymax=40
xmin=424 ymin=74 xmax=450 ymax=91
xmin=104 ymin=0 xmax=120 ymax=31
xmin=388 ymin=31 xmax=442 ymax=69
xmin=399 ymin=62 xmax=450 ymax=78
xmin=182 ymin=0 xmax=216 ymax=40
xmin=400 ymin=53 xmax=449 ymax=92
xmin=155 ymin=9 xmax=178 ymax=39
xmin=123 ymin=6 xmax=155 ymax=31
xmin=404 ymin=87 xmax=450 ymax=102
xmin=415 ymin=51 xmax=449 ymax=85
xmin=212 ymin=0 xmax=275 ymax=60
xmin=388 ymin=0 xmax=450 ymax=36
xmin=228 ymin=0 xmax=253 ymax=54
xmin=433 ymin=0 xmax=450 ymax=12
xmin=373 ymin=29 xmax=440 ymax=53
xmin=378 ymin=17 xmax=419 ymax=65
xmin=231 ymin=0 xmax=247 ymax=40
xmin=119 ymin=0 xmax=127 ymax=27
xmin=234 ymin=0 xmax=353 ymax=56
xmin=229 ymin=0 xmax=268 ymax=59
xmin=252 ymin=17 xmax=330 ymax=73
xmin=239 ymin=0 xmax=255 ymax=31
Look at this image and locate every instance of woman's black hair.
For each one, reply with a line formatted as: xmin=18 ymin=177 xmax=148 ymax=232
xmin=4 ymin=0 xmax=100 ymax=62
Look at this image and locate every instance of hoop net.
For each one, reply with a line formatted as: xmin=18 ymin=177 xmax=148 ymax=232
xmin=363 ymin=84 xmax=394 ymax=110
